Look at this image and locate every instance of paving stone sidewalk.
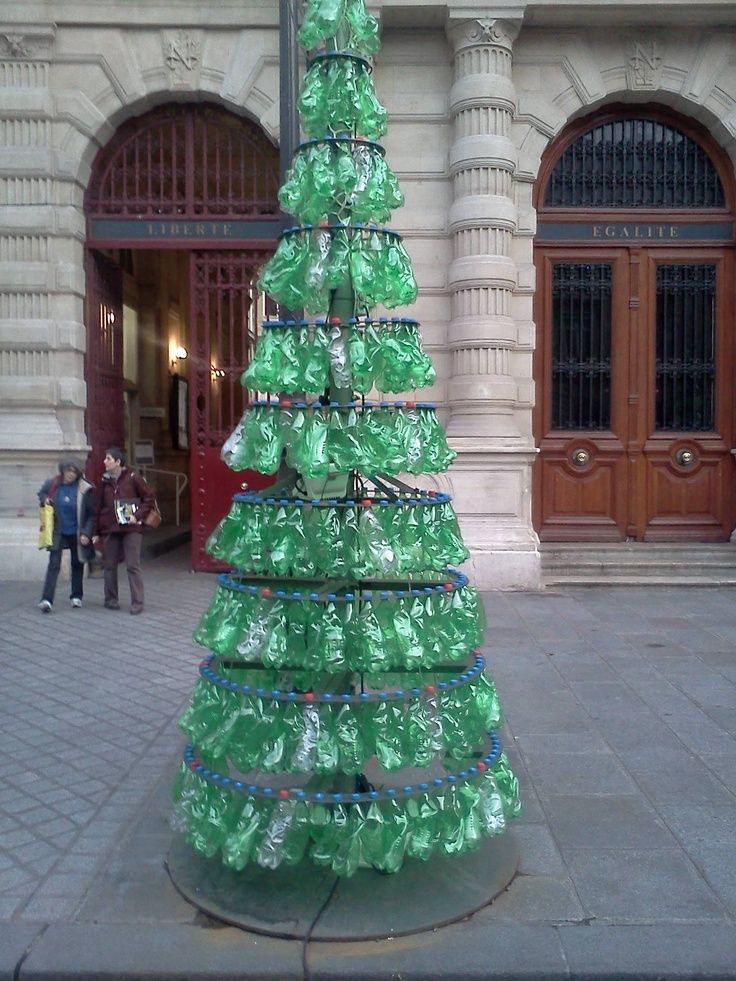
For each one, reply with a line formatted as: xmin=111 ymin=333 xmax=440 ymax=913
xmin=1 ymin=548 xmax=735 ymax=979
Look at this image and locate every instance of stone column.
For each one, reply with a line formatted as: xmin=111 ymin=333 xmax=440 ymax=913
xmin=444 ymin=12 xmax=539 ymax=589
xmin=0 ymin=25 xmax=88 ymax=578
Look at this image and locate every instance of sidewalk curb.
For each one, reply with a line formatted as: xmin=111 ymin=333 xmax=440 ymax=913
xmin=13 ymin=923 xmax=302 ymax=980
xmin=8 ymin=921 xmax=736 ymax=980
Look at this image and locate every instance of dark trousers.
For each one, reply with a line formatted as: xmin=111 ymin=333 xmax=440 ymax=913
xmin=103 ymin=532 xmax=144 ymax=609
xmin=42 ymin=534 xmax=84 ymax=603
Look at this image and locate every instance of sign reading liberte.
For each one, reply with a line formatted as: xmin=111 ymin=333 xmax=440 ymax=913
xmin=88 ymin=217 xmax=280 ymax=243
xmin=537 ymin=221 xmax=733 ymax=242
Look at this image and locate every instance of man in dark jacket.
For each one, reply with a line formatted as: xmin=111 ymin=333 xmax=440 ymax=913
xmin=38 ymin=460 xmax=96 ymax=612
xmin=93 ymin=446 xmax=155 ymax=615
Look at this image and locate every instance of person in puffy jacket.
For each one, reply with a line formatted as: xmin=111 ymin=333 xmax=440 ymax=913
xmin=93 ymin=446 xmax=155 ymax=615
xmin=38 ymin=460 xmax=96 ymax=612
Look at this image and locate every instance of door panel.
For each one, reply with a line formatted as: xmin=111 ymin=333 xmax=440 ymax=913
xmin=645 ymin=437 xmax=729 ymax=535
xmin=639 ymin=251 xmax=732 ymax=539
xmin=538 ymin=436 xmax=628 ymax=540
xmin=534 ymin=247 xmax=734 ymax=541
xmin=535 ymin=250 xmax=630 ymax=539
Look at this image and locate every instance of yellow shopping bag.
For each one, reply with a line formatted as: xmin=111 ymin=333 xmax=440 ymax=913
xmin=38 ymin=503 xmax=54 ymax=550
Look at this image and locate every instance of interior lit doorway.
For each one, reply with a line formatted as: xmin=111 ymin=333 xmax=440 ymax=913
xmin=84 ymin=102 xmax=280 ymax=568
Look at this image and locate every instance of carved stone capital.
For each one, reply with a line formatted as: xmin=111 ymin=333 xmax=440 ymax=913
xmin=3 ymin=35 xmax=29 ymax=58
xmin=0 ymin=25 xmax=55 ymax=61
xmin=446 ymin=15 xmax=521 ymax=55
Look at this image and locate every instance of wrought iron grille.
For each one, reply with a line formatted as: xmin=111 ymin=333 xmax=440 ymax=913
xmin=191 ymin=251 xmax=268 ymax=444
xmin=655 ymin=264 xmax=715 ymax=431
xmin=551 ymin=263 xmax=612 ymax=430
xmin=87 ymin=103 xmax=280 ymax=218
xmin=545 ymin=119 xmax=725 ymax=209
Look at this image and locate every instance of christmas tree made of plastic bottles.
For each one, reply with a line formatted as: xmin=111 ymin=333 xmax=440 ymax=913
xmin=172 ymin=0 xmax=520 ymax=876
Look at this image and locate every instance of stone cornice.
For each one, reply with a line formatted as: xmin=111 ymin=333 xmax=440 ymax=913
xmin=446 ymin=2 xmax=526 ymax=19
xmin=0 ymin=4 xmax=279 ymax=29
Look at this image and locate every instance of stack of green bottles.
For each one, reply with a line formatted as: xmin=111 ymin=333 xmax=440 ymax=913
xmin=180 ymin=668 xmax=501 ymax=773
xmin=194 ymin=583 xmax=485 ymax=671
xmin=221 ymin=402 xmax=455 ymax=476
xmin=172 ymin=756 xmax=520 ymax=876
xmin=257 ymin=225 xmax=417 ymax=313
xmin=299 ymin=54 xmax=387 ymax=139
xmin=279 ymin=139 xmax=403 ymax=225
xmin=242 ymin=318 xmax=435 ymax=395
xmin=298 ymin=0 xmax=379 ymax=53
xmin=173 ymin=0 xmax=521 ymax=879
xmin=207 ymin=496 xmax=468 ymax=576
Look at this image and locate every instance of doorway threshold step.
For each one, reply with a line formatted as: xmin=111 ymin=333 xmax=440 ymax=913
xmin=540 ymin=542 xmax=736 ymax=586
xmin=544 ymin=572 xmax=736 ymax=585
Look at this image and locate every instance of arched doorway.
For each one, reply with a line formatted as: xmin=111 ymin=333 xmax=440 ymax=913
xmin=533 ymin=106 xmax=736 ymax=541
xmin=84 ymin=102 xmax=280 ymax=568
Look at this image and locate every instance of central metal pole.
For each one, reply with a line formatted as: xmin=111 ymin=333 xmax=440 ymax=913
xmin=279 ymin=0 xmax=301 ymax=195
xmin=277 ymin=0 xmax=302 ymax=328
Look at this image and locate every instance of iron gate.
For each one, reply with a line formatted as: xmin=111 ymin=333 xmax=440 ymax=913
xmin=190 ymin=250 xmax=275 ymax=570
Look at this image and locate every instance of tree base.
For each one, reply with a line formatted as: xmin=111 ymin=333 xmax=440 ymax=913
xmin=166 ymin=832 xmax=520 ymax=940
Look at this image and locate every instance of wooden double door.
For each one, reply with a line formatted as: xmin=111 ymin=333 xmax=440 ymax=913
xmin=534 ymin=246 xmax=735 ymax=541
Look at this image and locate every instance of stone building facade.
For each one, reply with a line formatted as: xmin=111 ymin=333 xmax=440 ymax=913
xmin=1 ymin=0 xmax=735 ymax=585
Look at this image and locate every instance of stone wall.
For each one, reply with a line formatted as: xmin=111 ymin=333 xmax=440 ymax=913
xmin=2 ymin=1 xmax=736 ymax=584
xmin=0 ymin=10 xmax=283 ymax=577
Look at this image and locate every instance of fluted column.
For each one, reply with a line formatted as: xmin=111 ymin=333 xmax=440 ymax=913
xmin=442 ymin=13 xmax=540 ymax=589
xmin=446 ymin=16 xmax=520 ymax=439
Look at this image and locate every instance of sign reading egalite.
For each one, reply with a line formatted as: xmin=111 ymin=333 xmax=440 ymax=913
xmin=537 ymin=221 xmax=733 ymax=242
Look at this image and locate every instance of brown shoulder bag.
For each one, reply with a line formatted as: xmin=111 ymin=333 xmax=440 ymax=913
xmin=143 ymin=501 xmax=162 ymax=529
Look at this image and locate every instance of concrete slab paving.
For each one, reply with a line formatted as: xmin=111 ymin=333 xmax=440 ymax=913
xmin=558 ymin=923 xmax=736 ymax=980
xmin=541 ymin=795 xmax=676 ymax=850
xmin=0 ymin=923 xmax=44 ymax=981
xmin=562 ymin=846 xmax=727 ymax=921
xmin=1 ymin=551 xmax=736 ymax=978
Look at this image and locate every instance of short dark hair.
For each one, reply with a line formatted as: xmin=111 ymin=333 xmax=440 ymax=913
xmin=105 ymin=446 xmax=127 ymax=465
xmin=58 ymin=459 xmax=82 ymax=476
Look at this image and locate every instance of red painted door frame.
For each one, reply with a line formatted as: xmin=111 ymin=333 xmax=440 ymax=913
xmin=85 ymin=250 xmax=125 ymax=485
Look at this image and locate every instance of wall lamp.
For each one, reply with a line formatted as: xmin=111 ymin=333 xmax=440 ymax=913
xmin=170 ymin=345 xmax=188 ymax=370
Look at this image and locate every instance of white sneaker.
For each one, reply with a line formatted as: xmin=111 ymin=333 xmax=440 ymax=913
xmin=71 ymin=598 xmax=82 ymax=609
xmin=38 ymin=600 xmax=52 ymax=613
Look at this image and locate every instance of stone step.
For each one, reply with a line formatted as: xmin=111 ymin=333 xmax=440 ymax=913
xmin=540 ymin=543 xmax=736 ymax=585
xmin=143 ymin=523 xmax=191 ymax=558
xmin=543 ymin=561 xmax=736 ymax=574
xmin=547 ymin=574 xmax=736 ymax=587
xmin=541 ymin=542 xmax=736 ymax=547
xmin=543 ymin=555 xmax=736 ymax=569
